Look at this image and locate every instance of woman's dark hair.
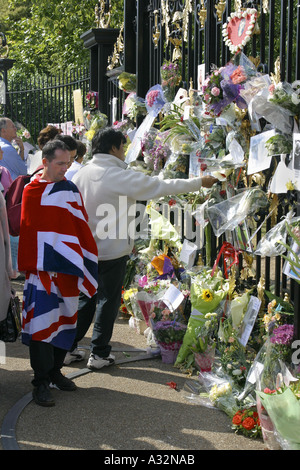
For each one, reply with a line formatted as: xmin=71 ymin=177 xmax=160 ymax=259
xmin=92 ymin=127 xmax=126 ymax=155
xmin=54 ymin=134 xmax=78 ymax=151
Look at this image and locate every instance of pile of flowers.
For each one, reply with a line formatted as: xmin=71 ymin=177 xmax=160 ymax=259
xmin=118 ymin=25 xmax=300 ymax=446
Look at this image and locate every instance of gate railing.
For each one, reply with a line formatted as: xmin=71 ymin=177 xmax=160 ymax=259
xmin=5 ymin=66 xmax=90 ymax=142
xmin=96 ymin=0 xmax=300 ymax=336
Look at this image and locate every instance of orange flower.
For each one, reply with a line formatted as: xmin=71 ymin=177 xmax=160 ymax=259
xmin=230 ymin=66 xmax=247 ymax=84
xmin=242 ymin=417 xmax=255 ymax=430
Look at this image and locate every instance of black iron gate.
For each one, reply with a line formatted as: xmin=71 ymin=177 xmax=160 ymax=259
xmin=89 ymin=0 xmax=300 ymax=337
xmin=5 ymin=66 xmax=90 ymax=143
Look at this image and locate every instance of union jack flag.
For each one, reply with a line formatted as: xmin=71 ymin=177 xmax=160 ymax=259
xmin=18 ymin=178 xmax=98 ymax=349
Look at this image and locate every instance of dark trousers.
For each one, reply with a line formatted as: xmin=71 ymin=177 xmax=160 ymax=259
xmin=29 ymin=340 xmax=67 ymax=387
xmin=71 ymin=255 xmax=128 ymax=358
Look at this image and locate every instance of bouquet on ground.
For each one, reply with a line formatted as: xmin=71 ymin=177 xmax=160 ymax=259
xmin=199 ymin=370 xmax=240 ymax=417
xmin=232 ymin=407 xmax=262 ymax=438
xmin=135 ymin=278 xmax=171 ymax=325
xmin=153 ymin=320 xmax=187 ymax=348
xmin=257 ymin=375 xmax=300 ymax=450
xmin=160 ymin=60 xmax=181 ymax=102
xmin=122 ymin=287 xmax=141 ymax=319
xmin=154 ymin=319 xmax=187 ymax=364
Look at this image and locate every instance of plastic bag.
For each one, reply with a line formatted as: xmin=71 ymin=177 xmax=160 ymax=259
xmin=198 ymin=370 xmax=240 ymax=417
xmin=207 ymin=188 xmax=268 ymax=237
xmin=255 ymin=211 xmax=299 ymax=257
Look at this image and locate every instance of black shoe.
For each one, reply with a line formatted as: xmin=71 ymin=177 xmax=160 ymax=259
xmin=49 ymin=373 xmax=77 ymax=391
xmin=32 ymin=383 xmax=55 ymax=407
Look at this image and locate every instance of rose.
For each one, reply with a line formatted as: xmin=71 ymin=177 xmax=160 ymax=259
xmin=211 ymin=87 xmax=221 ymax=97
xmin=230 ymin=65 xmax=247 ymax=85
xmin=242 ymin=417 xmax=255 ymax=430
xmin=232 ymin=413 xmax=242 ymax=425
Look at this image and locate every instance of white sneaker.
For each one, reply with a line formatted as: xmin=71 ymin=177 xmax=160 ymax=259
xmin=63 ymin=348 xmax=86 ymax=365
xmin=87 ymin=353 xmax=115 ymax=370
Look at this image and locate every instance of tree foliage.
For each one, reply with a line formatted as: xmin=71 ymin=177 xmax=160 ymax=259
xmin=3 ymin=0 xmax=124 ymax=78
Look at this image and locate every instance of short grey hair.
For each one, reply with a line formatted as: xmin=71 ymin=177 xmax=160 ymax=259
xmin=0 ymin=117 xmax=10 ymax=134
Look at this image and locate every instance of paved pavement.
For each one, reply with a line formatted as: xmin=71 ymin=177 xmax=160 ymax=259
xmin=0 ymin=278 xmax=266 ymax=452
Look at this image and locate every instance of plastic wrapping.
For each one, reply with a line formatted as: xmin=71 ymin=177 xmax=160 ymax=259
xmin=198 ymin=370 xmax=240 ymax=417
xmin=256 ymin=357 xmax=300 ymax=450
xmin=255 ymin=212 xmax=300 ymax=257
xmin=141 ymin=128 xmax=171 ymax=171
xmin=145 ymin=84 xmax=167 ymax=117
xmin=207 ymin=188 xmax=268 ymax=237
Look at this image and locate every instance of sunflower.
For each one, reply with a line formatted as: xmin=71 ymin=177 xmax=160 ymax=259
xmin=201 ymin=289 xmax=213 ymax=302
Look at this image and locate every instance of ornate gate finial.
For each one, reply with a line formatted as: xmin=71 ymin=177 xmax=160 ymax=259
xmin=0 ymin=32 xmax=9 ymax=58
xmin=95 ymin=0 xmax=111 ymax=29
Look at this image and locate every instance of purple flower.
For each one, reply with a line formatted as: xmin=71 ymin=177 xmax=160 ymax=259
xmin=270 ymin=324 xmax=294 ymax=345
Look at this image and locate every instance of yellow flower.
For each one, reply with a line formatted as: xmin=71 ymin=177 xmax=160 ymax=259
xmin=201 ymin=289 xmax=213 ymax=302
xmin=85 ymin=129 xmax=95 ymax=141
xmin=286 ymin=180 xmax=295 ymax=191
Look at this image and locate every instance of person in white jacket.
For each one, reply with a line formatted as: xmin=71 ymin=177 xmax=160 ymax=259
xmin=66 ymin=127 xmax=217 ymax=369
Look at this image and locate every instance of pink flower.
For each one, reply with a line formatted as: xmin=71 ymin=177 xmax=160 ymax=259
xmin=211 ymin=87 xmax=220 ymax=97
xmin=268 ymin=84 xmax=275 ymax=94
xmin=204 ymin=93 xmax=210 ymax=102
xmin=138 ymin=275 xmax=148 ymax=287
xmin=146 ymin=90 xmax=160 ymax=107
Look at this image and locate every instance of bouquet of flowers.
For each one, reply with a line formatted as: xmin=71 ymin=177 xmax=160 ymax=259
xmin=257 ymin=376 xmax=300 ymax=449
xmin=268 ymin=81 xmax=300 ymax=116
xmin=202 ymin=63 xmax=248 ymax=117
xmin=118 ymin=72 xmax=136 ymax=93
xmin=84 ymin=110 xmax=108 ymax=141
xmin=160 ymin=60 xmax=181 ymax=102
xmin=153 ymin=319 xmax=187 ymax=363
xmin=265 ymin=133 xmax=293 ymax=156
xmin=190 ymin=312 xmax=218 ymax=372
xmin=232 ymin=407 xmax=262 ymax=438
xmin=86 ymin=91 xmax=98 ymax=110
xmin=122 ymin=92 xmax=147 ymax=121
xmin=189 ymin=268 xmax=229 ymax=314
xmin=207 ymin=188 xmax=268 ymax=238
xmin=279 ymin=220 xmax=300 ymax=284
xmin=199 ymin=371 xmax=240 ymax=417
xmin=141 ymin=128 xmax=171 ymax=171
xmin=153 ymin=320 xmax=187 ymax=346
xmin=255 ymin=212 xmax=299 ymax=258
xmin=145 ymin=84 xmax=167 ymax=117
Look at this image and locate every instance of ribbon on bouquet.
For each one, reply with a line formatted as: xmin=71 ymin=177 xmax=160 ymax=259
xmin=211 ymin=241 xmax=241 ymax=279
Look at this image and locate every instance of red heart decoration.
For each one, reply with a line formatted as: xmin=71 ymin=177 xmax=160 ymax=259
xmin=222 ymin=9 xmax=258 ymax=54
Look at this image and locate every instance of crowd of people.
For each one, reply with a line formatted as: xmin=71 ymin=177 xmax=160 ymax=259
xmin=0 ymin=116 xmax=217 ymax=407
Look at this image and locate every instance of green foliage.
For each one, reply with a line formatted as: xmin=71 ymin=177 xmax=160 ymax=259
xmin=3 ymin=0 xmax=124 ymax=78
